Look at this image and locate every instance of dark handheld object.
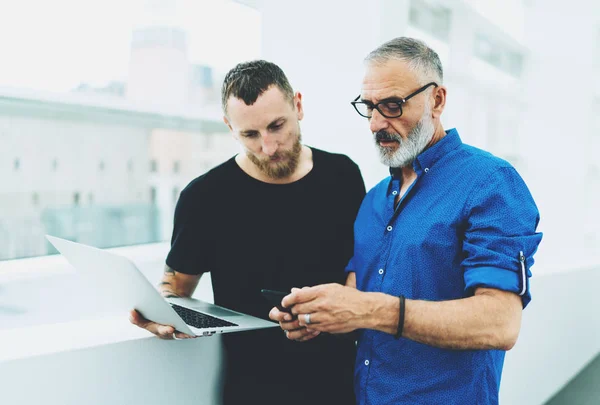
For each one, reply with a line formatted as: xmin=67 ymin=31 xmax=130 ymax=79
xmin=261 ymin=289 xmax=292 ymax=314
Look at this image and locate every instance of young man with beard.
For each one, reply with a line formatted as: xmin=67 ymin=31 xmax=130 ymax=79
xmin=130 ymin=60 xmax=364 ymax=405
xmin=274 ymin=38 xmax=543 ymax=404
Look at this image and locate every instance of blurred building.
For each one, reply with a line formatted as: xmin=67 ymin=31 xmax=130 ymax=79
xmin=0 ymin=26 xmax=236 ymax=260
xmin=243 ymin=0 xmax=600 ymax=267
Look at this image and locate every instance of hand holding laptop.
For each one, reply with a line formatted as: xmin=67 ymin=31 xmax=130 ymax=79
xmin=45 ymin=235 xmax=277 ymax=339
xmin=129 ymin=309 xmax=197 ymax=340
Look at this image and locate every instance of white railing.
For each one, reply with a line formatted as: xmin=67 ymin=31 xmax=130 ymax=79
xmin=1 ymin=245 xmax=598 ymax=405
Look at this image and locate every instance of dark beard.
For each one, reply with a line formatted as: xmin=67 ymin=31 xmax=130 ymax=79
xmin=247 ymin=133 xmax=302 ymax=179
xmin=375 ymin=130 xmax=401 ymax=143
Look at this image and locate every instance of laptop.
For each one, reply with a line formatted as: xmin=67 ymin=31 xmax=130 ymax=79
xmin=46 ymin=235 xmax=278 ymax=336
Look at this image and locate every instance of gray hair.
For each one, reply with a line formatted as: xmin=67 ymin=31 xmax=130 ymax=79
xmin=365 ymin=37 xmax=443 ymax=84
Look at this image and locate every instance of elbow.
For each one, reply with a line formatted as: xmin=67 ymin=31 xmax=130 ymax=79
xmin=497 ymin=320 xmax=521 ymax=351
xmin=499 ymin=335 xmax=517 ymax=351
xmin=479 ymin=289 xmax=523 ymax=351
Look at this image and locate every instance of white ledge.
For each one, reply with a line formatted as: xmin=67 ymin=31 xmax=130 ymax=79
xmin=0 ymin=315 xmax=152 ymax=363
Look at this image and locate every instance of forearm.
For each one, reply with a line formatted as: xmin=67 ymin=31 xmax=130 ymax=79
xmin=365 ymin=289 xmax=522 ymax=350
xmin=158 ymin=265 xmax=200 ymax=298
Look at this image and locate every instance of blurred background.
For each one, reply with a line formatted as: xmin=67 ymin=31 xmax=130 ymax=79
xmin=0 ymin=0 xmax=598 ymax=404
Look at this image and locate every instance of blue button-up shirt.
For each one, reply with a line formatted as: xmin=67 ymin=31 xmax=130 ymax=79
xmin=346 ymin=129 xmax=542 ymax=405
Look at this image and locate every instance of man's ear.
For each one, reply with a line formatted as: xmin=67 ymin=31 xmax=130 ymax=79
xmin=294 ymin=92 xmax=304 ymax=121
xmin=432 ymin=86 xmax=447 ymax=119
xmin=223 ymin=116 xmax=233 ymax=132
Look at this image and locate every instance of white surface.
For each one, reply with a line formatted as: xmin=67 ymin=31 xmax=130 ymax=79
xmin=0 ymin=242 xmax=222 ymax=405
xmin=0 ymin=322 xmax=224 ymax=405
xmin=1 ymin=242 xmax=599 ymax=404
xmin=0 ymin=241 xmax=215 ymax=335
xmin=500 ymin=264 xmax=600 ymax=405
xmin=0 ymin=315 xmax=148 ymax=363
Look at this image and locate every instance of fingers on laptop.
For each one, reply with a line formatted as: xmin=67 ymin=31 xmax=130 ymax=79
xmin=172 ymin=331 xmax=195 ymax=340
xmin=129 ymin=309 xmax=193 ymax=339
xmin=155 ymin=324 xmax=195 ymax=339
xmin=129 ymin=309 xmax=149 ymax=328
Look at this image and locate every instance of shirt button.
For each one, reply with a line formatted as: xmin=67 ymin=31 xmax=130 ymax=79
xmin=378 ymin=269 xmax=384 ymax=275
xmin=387 ymin=226 xmax=393 ymax=232
xmin=392 ymin=190 xmax=398 ymax=195
xmin=364 ymin=360 xmax=370 ymax=366
xmin=424 ymin=168 xmax=429 ymax=173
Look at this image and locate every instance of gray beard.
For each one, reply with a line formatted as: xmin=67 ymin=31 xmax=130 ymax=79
xmin=376 ymin=109 xmax=435 ymax=168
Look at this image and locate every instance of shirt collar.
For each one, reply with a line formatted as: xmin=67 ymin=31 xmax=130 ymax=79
xmin=389 ymin=128 xmax=462 ymax=179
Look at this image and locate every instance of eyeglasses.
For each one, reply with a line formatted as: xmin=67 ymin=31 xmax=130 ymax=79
xmin=351 ymin=82 xmax=438 ymax=119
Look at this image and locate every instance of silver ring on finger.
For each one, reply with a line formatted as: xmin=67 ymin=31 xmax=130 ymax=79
xmin=304 ymin=313 xmax=311 ymax=325
xmin=173 ymin=332 xmax=183 ymax=340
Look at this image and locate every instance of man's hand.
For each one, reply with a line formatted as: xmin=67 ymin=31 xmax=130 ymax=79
xmin=268 ymin=288 xmax=320 ymax=342
xmin=283 ymin=284 xmax=374 ymax=334
xmin=130 ymin=265 xmax=202 ymax=340
xmin=129 ymin=309 xmax=196 ymax=340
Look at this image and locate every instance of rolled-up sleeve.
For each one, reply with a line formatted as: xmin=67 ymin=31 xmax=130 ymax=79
xmin=462 ymin=166 xmax=543 ymax=308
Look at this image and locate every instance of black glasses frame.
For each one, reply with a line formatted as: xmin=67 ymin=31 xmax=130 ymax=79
xmin=351 ymin=82 xmax=438 ymax=118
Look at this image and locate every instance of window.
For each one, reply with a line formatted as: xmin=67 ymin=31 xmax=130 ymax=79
xmin=0 ymin=1 xmax=257 ymax=261
xmin=409 ymin=0 xmax=452 ymax=42
xmin=474 ymin=34 xmax=524 ymax=77
xmin=507 ymin=51 xmax=524 ymax=78
xmin=150 ymin=187 xmax=157 ymax=205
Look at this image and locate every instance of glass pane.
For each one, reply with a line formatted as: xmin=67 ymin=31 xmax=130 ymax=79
xmin=0 ymin=0 xmax=260 ymax=260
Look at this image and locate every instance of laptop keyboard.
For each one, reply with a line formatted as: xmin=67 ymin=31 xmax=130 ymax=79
xmin=170 ymin=304 xmax=238 ymax=329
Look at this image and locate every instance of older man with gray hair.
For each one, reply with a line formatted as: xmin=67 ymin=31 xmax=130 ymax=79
xmin=272 ymin=37 xmax=542 ymax=404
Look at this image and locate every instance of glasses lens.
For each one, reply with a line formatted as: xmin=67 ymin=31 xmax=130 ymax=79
xmin=354 ymin=102 xmax=372 ymax=117
xmin=379 ymin=102 xmax=402 ymax=118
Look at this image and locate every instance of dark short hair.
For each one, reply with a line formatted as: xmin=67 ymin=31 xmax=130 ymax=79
xmin=221 ymin=60 xmax=295 ymax=114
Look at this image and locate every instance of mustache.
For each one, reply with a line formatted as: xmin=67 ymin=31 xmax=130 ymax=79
xmin=374 ymin=130 xmax=401 ymax=143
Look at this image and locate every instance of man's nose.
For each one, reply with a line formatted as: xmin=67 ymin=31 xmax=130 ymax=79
xmin=369 ymin=109 xmax=389 ymax=134
xmin=261 ymin=134 xmax=278 ymax=156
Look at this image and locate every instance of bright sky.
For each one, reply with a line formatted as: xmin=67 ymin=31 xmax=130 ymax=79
xmin=0 ymin=0 xmax=261 ymax=92
xmin=0 ymin=0 xmax=526 ymax=93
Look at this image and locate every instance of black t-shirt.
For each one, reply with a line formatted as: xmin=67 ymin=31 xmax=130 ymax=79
xmin=166 ymin=147 xmax=366 ymax=405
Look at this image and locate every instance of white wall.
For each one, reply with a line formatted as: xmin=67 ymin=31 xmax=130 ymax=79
xmin=520 ymin=0 xmax=600 ymax=268
xmin=257 ymin=0 xmax=392 ymax=188
xmin=500 ymin=265 xmax=600 ymax=404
